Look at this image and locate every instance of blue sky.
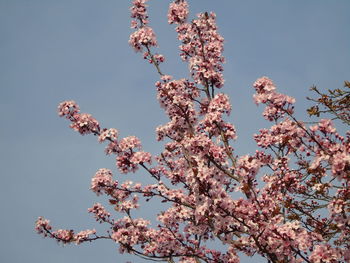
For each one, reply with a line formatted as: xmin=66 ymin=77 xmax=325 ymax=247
xmin=0 ymin=0 xmax=349 ymax=262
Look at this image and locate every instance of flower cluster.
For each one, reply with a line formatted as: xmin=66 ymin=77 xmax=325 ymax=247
xmin=129 ymin=26 xmax=157 ymax=52
xmin=35 ymin=217 xmax=52 ymax=236
xmin=198 ymin=93 xmax=237 ymax=139
xmin=57 ymin=101 xmax=152 ymax=173
xmin=90 ymin=168 xmax=114 ymax=195
xmin=253 ymin=76 xmax=295 ymax=121
xmin=144 ymin=52 xmax=165 ymax=64
xmin=88 ymin=203 xmax=111 ymax=223
xmin=168 ymin=0 xmax=189 ymax=24
xmin=119 ymin=136 xmax=141 ymax=151
xmin=58 ymin=100 xmax=80 ymax=117
xmin=156 ymin=78 xmax=198 ymax=141
xmin=98 ymin=128 xmax=118 ymax=143
xmin=51 ymin=229 xmax=74 ymax=243
xmin=111 ymin=217 xmax=150 ymax=250
xmin=130 ymin=151 xmax=151 ymax=164
xmin=129 ymin=0 xmax=161 ymax=60
xmin=36 ymin=217 xmax=97 ymax=245
xmin=130 ymin=0 xmax=148 ymax=26
xmin=254 ymin=118 xmax=306 ymax=151
xmin=174 ymin=11 xmax=225 ymax=89
xmin=310 ymin=244 xmax=343 ymax=263
xmin=58 ymin=100 xmax=100 ymax=135
xmin=74 ymin=229 xmax=96 ymax=244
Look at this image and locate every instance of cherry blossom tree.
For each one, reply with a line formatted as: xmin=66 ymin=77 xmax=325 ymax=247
xmin=36 ymin=1 xmax=350 ymax=262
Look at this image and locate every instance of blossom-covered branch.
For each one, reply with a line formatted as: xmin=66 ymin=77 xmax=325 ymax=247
xmin=36 ymin=1 xmax=350 ymax=262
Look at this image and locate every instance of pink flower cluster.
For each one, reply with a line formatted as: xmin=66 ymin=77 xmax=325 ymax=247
xmin=253 ymin=76 xmax=296 ymax=121
xmin=35 ymin=217 xmax=97 ymax=245
xmin=112 ymin=217 xmax=150 ymax=251
xmin=98 ymin=128 xmax=118 ymax=143
xmin=144 ymin=52 xmax=165 ymax=64
xmin=116 ymin=152 xmax=138 ymax=174
xmin=184 ymin=134 xmax=227 ymax=163
xmin=130 ymin=151 xmax=151 ymax=164
xmin=310 ymin=244 xmax=343 ymax=263
xmin=308 ymin=118 xmax=350 ymax=179
xmin=208 ymin=93 xmax=231 ymax=115
xmin=129 ymin=0 xmax=160 ymax=56
xmin=57 ymin=100 xmax=153 ymax=173
xmin=119 ymin=136 xmax=141 ymax=151
xmin=156 ymin=78 xmax=198 ymax=141
xmin=90 ymin=168 xmax=114 ymax=195
xmin=168 ymin=0 xmax=189 ymax=24
xmin=37 ymin=1 xmax=350 ymax=262
xmin=58 ymin=100 xmax=99 ymax=135
xmin=88 ymin=203 xmax=111 ymax=223
xmin=51 ymin=229 xmax=74 ymax=243
xmin=198 ymin=93 xmax=237 ymax=139
xmin=74 ymin=229 xmax=97 ymax=244
xmin=130 ymin=0 xmax=149 ymax=27
xmin=129 ymin=26 xmax=157 ymax=52
xmin=57 ymin=100 xmax=80 ymax=117
xmin=35 ymin=217 xmax=51 ymax=236
xmin=254 ymin=118 xmax=306 ymax=151
xmin=174 ymin=11 xmax=225 ymax=89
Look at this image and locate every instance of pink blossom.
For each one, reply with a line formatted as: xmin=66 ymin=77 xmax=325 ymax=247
xmin=168 ymin=1 xmax=189 ymax=24
xmin=254 ymin=118 xmax=305 ymax=151
xmin=129 ymin=26 xmax=157 ymax=52
xmin=130 ymin=20 xmax=138 ymax=29
xmin=114 ymin=195 xmax=139 ymax=212
xmin=74 ymin=229 xmax=96 ymax=244
xmin=160 ymin=75 xmax=172 ymax=82
xmin=253 ymin=77 xmax=295 ymax=121
xmin=52 ymin=229 xmax=74 ymax=243
xmin=317 ymin=119 xmax=337 ymax=134
xmin=57 ymin=100 xmax=80 ymax=118
xmin=331 ymin=151 xmax=350 ymax=177
xmin=70 ymin=113 xmax=99 ymax=135
xmin=152 ymin=53 xmax=165 ymax=63
xmin=175 ymin=12 xmax=225 ymax=88
xmin=98 ymin=128 xmax=118 ymax=143
xmin=130 ymin=151 xmax=152 ymax=164
xmin=35 ymin=217 xmax=52 ymax=236
xmin=88 ymin=203 xmax=111 ymax=223
xmin=310 ymin=244 xmax=342 ymax=263
xmin=208 ymin=93 xmax=231 ymax=115
xmin=119 ymin=136 xmax=141 ymax=151
xmin=104 ymin=141 xmax=119 ymax=155
xmin=116 ymin=152 xmax=138 ymax=173
xmin=253 ymin=76 xmax=276 ymax=93
xmin=111 ymin=217 xmax=150 ymax=247
xmin=130 ymin=0 xmax=149 ymax=25
xmin=91 ymin=168 xmax=114 ymax=195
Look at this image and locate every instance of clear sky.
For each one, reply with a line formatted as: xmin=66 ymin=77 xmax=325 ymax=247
xmin=0 ymin=0 xmax=349 ymax=262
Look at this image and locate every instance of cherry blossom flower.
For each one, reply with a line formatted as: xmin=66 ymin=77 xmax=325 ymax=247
xmin=35 ymin=217 xmax=52 ymax=236
xmin=98 ymin=128 xmax=118 ymax=143
xmin=168 ymin=0 xmax=189 ymax=24
xmin=74 ymin=229 xmax=96 ymax=244
xmin=130 ymin=151 xmax=152 ymax=164
xmin=57 ymin=100 xmax=80 ymax=118
xmin=119 ymin=136 xmax=141 ymax=151
xmin=90 ymin=168 xmax=114 ymax=195
xmin=88 ymin=203 xmax=111 ymax=223
xmin=129 ymin=26 xmax=157 ymax=52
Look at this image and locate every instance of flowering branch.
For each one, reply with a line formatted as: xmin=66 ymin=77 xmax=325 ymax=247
xmin=36 ymin=1 xmax=350 ymax=262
